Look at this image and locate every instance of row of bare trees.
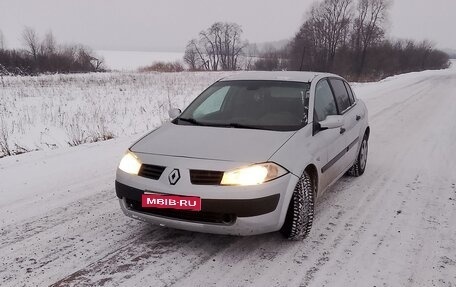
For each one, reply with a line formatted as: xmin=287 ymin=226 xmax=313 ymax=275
xmin=181 ymin=0 xmax=449 ymax=79
xmin=1 ymin=1 xmax=450 ymax=78
xmin=284 ymin=0 xmax=390 ymax=78
xmin=255 ymin=0 xmax=450 ymax=80
xmin=0 ymin=27 xmax=104 ymax=76
xmin=184 ymin=22 xmax=248 ymax=71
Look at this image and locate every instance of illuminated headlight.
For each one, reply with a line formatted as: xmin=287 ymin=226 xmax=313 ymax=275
xmin=221 ymin=162 xmax=288 ymax=186
xmin=118 ymin=152 xmax=141 ymax=175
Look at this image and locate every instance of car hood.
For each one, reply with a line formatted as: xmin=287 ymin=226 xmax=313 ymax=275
xmin=130 ymin=122 xmax=295 ymax=163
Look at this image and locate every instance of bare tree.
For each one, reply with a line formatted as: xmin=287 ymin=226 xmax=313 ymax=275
xmin=22 ymin=27 xmax=39 ymax=61
xmin=184 ymin=43 xmax=197 ymax=70
xmin=291 ymin=0 xmax=353 ymax=71
xmin=217 ymin=23 xmax=246 ymax=70
xmin=314 ymin=0 xmax=353 ymax=70
xmin=199 ymin=23 xmax=221 ymax=70
xmin=184 ymin=39 xmax=204 ymax=70
xmin=184 ymin=22 xmax=247 ymax=71
xmin=352 ymin=0 xmax=390 ymax=76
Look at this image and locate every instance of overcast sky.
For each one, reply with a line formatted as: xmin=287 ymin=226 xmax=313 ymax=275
xmin=0 ymin=0 xmax=455 ymax=51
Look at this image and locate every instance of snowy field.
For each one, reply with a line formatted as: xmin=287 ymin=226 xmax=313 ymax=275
xmin=96 ymin=50 xmax=185 ymax=71
xmin=1 ymin=64 xmax=456 ymax=286
xmin=0 ymin=71 xmax=231 ymax=157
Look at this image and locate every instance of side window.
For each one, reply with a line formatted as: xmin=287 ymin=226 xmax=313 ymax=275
xmin=329 ymin=79 xmax=351 ymax=112
xmin=314 ymin=79 xmax=338 ymax=122
xmin=193 ymin=86 xmax=230 ymax=118
xmin=343 ymin=81 xmax=356 ymax=104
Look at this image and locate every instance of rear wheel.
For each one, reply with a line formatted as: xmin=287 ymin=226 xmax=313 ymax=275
xmin=347 ymin=134 xmax=368 ymax=177
xmin=280 ymin=171 xmax=315 ymax=240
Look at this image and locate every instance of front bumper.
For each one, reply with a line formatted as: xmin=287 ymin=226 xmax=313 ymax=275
xmin=118 ymin=183 xmax=286 ymax=236
xmin=115 ymin=152 xmax=299 ymax=235
xmin=116 ymin=180 xmax=291 ymax=236
xmin=116 ymin=181 xmax=280 ymax=218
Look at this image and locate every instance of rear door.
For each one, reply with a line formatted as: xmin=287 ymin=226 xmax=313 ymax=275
xmin=343 ymin=81 xmax=364 ymax=163
xmin=328 ymin=78 xmax=362 ymax=172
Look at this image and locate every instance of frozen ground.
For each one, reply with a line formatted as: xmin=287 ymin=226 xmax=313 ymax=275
xmin=1 ymin=65 xmax=456 ymax=286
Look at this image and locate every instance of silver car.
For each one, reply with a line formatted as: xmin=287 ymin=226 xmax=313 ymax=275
xmin=116 ymin=71 xmax=369 ymax=239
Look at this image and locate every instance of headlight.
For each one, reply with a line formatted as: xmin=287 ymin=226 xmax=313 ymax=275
xmin=221 ymin=162 xmax=288 ymax=186
xmin=118 ymin=152 xmax=141 ymax=175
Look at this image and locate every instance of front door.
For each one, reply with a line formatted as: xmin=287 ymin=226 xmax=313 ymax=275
xmin=313 ymin=78 xmax=349 ymax=190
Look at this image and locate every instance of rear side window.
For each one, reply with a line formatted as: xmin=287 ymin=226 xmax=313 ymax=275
xmin=329 ymin=79 xmax=351 ymax=112
xmin=344 ymin=81 xmax=356 ymax=104
xmin=314 ymin=79 xmax=338 ymax=122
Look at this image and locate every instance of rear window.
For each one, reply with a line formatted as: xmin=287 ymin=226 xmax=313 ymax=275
xmin=344 ymin=81 xmax=356 ymax=104
xmin=329 ymin=79 xmax=351 ymax=112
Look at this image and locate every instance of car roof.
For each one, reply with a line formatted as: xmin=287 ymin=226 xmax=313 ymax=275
xmin=219 ymin=71 xmax=338 ymax=83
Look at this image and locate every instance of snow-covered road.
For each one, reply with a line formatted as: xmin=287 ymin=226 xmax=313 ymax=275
xmin=1 ymin=67 xmax=456 ymax=287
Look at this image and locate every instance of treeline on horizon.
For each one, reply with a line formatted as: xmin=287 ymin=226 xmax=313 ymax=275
xmin=0 ymin=28 xmax=104 ymax=76
xmin=0 ymin=0 xmax=451 ymax=81
xmin=183 ymin=0 xmax=450 ymax=81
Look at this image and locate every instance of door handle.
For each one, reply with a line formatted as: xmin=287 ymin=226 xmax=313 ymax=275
xmin=340 ymin=127 xmax=346 ymax=134
xmin=356 ymin=115 xmax=361 ymax=121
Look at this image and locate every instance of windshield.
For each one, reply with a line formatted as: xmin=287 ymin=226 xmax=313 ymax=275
xmin=176 ymin=80 xmax=310 ymax=131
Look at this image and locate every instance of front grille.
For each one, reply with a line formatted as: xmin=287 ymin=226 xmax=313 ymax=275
xmin=138 ymin=164 xmax=166 ymax=180
xmin=190 ymin=169 xmax=224 ymax=185
xmin=125 ymin=199 xmax=236 ymax=225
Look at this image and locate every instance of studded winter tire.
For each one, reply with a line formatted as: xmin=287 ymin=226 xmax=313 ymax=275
xmin=347 ymin=133 xmax=368 ymax=177
xmin=280 ymin=171 xmax=315 ymax=240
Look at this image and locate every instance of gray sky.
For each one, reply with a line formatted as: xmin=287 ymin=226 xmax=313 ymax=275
xmin=0 ymin=0 xmax=455 ymax=51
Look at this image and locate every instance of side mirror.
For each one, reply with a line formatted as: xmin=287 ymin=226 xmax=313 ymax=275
xmin=319 ymin=115 xmax=344 ymax=129
xmin=168 ymin=108 xmax=181 ymax=119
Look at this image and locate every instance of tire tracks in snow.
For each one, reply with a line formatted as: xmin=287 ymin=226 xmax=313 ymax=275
xmin=50 ymin=229 xmax=240 ymax=287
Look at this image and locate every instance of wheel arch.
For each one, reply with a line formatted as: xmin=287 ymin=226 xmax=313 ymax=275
xmin=280 ymin=163 xmax=317 ymax=239
xmin=278 ymin=163 xmax=319 ymax=229
xmin=304 ymin=164 xmax=319 ymax=196
xmin=365 ymin=126 xmax=370 ymax=140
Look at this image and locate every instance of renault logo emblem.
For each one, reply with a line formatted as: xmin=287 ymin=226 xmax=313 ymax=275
xmin=168 ymin=169 xmax=180 ymax=185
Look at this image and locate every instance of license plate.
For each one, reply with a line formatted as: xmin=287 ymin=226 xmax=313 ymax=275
xmin=142 ymin=194 xmax=201 ymax=211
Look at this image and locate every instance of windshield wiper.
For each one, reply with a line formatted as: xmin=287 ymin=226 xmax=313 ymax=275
xmin=178 ymin=117 xmax=206 ymax=126
xmin=226 ymin=123 xmax=264 ymax=130
xmin=178 ymin=118 xmax=267 ymax=130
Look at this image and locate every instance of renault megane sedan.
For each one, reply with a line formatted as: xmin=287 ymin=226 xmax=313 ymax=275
xmin=115 ymin=71 xmax=369 ymax=239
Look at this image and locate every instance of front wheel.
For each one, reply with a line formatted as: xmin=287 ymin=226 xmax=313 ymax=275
xmin=347 ymin=134 xmax=368 ymax=177
xmin=280 ymin=171 xmax=315 ymax=240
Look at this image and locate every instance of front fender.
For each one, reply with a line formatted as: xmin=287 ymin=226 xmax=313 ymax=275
xmin=268 ymin=125 xmax=324 ymax=198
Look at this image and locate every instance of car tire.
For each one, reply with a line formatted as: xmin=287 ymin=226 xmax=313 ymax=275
xmin=280 ymin=171 xmax=315 ymax=240
xmin=347 ymin=133 xmax=368 ymax=177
